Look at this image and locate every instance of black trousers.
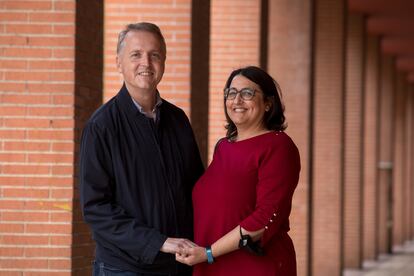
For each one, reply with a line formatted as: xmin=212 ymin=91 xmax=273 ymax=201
xmin=92 ymin=261 xmax=189 ymax=276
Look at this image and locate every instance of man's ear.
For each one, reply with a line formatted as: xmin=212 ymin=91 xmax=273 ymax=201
xmin=116 ymin=55 xmax=122 ymax=74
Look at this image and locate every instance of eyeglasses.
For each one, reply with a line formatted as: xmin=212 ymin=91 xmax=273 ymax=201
xmin=224 ymin=87 xmax=258 ymax=101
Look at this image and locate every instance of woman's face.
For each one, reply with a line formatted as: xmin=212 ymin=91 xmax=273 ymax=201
xmin=225 ymin=75 xmax=269 ymax=131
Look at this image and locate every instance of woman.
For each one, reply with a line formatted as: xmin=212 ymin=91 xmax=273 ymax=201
xmin=176 ymin=66 xmax=300 ymax=275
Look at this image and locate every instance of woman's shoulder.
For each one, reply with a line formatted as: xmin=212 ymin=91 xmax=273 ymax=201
xmin=259 ymin=131 xmax=299 ymax=157
xmin=271 ymin=131 xmax=296 ymax=145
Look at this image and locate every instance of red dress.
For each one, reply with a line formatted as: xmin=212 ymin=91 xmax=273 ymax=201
xmin=192 ymin=131 xmax=300 ymax=276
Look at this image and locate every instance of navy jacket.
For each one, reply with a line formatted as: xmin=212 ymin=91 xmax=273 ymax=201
xmin=79 ymin=85 xmax=204 ymax=274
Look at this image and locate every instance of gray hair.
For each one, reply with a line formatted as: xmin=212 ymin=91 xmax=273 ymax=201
xmin=116 ymin=22 xmax=166 ymax=56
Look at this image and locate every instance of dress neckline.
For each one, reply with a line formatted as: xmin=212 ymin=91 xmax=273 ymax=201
xmin=228 ymin=130 xmax=282 ymax=144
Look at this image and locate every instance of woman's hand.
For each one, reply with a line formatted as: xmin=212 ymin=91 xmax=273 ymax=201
xmin=175 ymin=246 xmax=207 ymax=266
xmin=160 ymin=238 xmax=197 ymax=254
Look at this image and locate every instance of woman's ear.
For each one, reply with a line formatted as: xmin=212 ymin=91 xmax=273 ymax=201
xmin=264 ymin=100 xmax=272 ymax=112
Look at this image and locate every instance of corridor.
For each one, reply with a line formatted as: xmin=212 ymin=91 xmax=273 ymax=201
xmin=344 ymin=241 xmax=414 ymax=276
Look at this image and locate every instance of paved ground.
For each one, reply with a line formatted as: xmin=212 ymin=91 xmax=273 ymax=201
xmin=343 ymin=240 xmax=414 ymax=276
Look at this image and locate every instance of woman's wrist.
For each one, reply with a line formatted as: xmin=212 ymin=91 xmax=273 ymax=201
xmin=205 ymin=246 xmax=215 ymax=264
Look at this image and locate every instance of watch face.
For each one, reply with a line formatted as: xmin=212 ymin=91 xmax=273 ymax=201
xmin=239 ymin=234 xmax=251 ymax=248
xmin=239 ymin=234 xmax=265 ymax=256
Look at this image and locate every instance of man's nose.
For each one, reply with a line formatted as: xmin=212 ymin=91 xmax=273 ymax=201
xmin=141 ymin=54 xmax=150 ymax=65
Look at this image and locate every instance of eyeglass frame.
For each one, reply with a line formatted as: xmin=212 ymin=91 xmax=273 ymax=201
xmin=224 ymin=87 xmax=260 ymax=101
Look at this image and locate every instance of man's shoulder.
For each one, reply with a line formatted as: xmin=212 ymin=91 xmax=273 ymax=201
xmin=90 ymin=97 xmax=116 ymax=119
xmin=86 ymin=95 xmax=121 ymax=132
xmin=160 ymin=99 xmax=186 ymax=118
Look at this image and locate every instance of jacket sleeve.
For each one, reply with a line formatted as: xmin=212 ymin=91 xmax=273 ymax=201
xmin=79 ymin=121 xmax=167 ymax=264
xmin=240 ymin=136 xmax=300 ymax=246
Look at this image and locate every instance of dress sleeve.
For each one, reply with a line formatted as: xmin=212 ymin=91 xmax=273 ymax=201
xmin=79 ymin=122 xmax=167 ymax=264
xmin=240 ymin=136 xmax=300 ymax=246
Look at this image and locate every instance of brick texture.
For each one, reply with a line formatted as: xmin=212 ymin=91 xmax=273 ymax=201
xmin=362 ymin=34 xmax=380 ymax=260
xmin=405 ymin=84 xmax=414 ymax=239
xmin=0 ymin=0 xmax=76 ymax=274
xmin=402 ymin=77 xmax=411 ymax=242
xmin=208 ymin=0 xmax=261 ymax=161
xmin=190 ymin=0 xmax=210 ymax=164
xmin=72 ymin=0 xmax=104 ymax=274
xmin=312 ymin=0 xmax=345 ymax=275
xmin=267 ymin=1 xmax=312 ymax=275
xmin=405 ymin=86 xmax=414 ymax=240
xmin=377 ymin=54 xmax=395 ymax=254
xmin=392 ymin=73 xmax=407 ymax=248
xmin=343 ymin=13 xmax=364 ymax=269
xmin=2 ymin=1 xmax=414 ymax=275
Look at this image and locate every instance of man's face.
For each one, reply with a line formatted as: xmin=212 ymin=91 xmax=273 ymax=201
xmin=116 ymin=30 xmax=165 ymax=94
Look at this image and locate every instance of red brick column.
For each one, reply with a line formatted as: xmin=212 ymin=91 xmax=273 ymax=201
xmin=312 ymin=0 xmax=346 ymax=275
xmin=190 ymin=0 xmax=211 ymax=164
xmin=267 ymin=1 xmax=312 ymax=275
xmin=399 ymin=78 xmax=413 ymax=242
xmin=405 ymin=86 xmax=414 ymax=240
xmin=377 ymin=55 xmax=395 ymax=254
xmin=409 ymin=86 xmax=414 ymax=239
xmin=72 ymin=1 xmax=104 ymax=274
xmin=343 ymin=13 xmax=364 ymax=269
xmin=0 ymin=0 xmax=76 ymax=274
xmin=362 ymin=34 xmax=380 ymax=261
xmin=402 ymin=79 xmax=411 ymax=243
xmin=208 ymin=0 xmax=261 ymax=161
xmin=392 ymin=73 xmax=407 ymax=248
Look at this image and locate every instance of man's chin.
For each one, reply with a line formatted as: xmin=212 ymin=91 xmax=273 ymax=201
xmin=125 ymin=82 xmax=156 ymax=93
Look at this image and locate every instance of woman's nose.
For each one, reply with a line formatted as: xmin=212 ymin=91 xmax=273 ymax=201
xmin=233 ymin=93 xmax=243 ymax=104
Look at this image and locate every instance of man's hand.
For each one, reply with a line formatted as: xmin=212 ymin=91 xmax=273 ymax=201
xmin=160 ymin=238 xmax=197 ymax=254
xmin=175 ymin=246 xmax=207 ymax=266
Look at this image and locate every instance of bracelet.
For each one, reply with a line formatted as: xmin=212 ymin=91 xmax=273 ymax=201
xmin=205 ymin=246 xmax=214 ymax=264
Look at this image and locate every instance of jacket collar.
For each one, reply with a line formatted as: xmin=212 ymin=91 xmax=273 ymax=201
xmin=116 ymin=83 xmax=163 ymax=119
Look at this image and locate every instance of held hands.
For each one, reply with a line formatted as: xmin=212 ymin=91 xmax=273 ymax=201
xmin=160 ymin=238 xmax=206 ymax=266
xmin=160 ymin=238 xmax=207 ymax=266
xmin=175 ymin=245 xmax=207 ymax=266
xmin=160 ymin=237 xmax=197 ymax=254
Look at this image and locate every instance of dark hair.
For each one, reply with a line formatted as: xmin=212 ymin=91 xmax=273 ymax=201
xmin=223 ymin=66 xmax=286 ymax=140
xmin=117 ymin=22 xmax=166 ymax=56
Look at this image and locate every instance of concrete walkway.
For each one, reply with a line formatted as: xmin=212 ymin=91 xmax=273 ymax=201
xmin=343 ymin=241 xmax=414 ymax=276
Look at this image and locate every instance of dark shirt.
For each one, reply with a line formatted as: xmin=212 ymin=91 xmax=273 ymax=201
xmin=79 ymin=84 xmax=204 ymax=274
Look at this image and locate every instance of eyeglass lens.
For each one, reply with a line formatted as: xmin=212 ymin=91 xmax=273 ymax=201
xmin=225 ymin=88 xmax=255 ymax=100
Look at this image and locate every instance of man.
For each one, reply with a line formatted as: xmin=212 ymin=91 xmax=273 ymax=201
xmin=80 ymin=22 xmax=204 ymax=275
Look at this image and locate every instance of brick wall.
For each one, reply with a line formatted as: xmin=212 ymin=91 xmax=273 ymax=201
xmin=393 ymin=73 xmax=407 ymax=248
xmin=409 ymin=85 xmax=414 ymax=240
xmin=402 ymin=79 xmax=412 ymax=242
xmin=343 ymin=13 xmax=364 ymax=269
xmin=72 ymin=0 xmax=104 ymax=274
xmin=362 ymin=34 xmax=380 ymax=260
xmin=1 ymin=1 xmax=414 ymax=275
xmin=377 ymin=54 xmax=395 ymax=254
xmin=267 ymin=1 xmax=312 ymax=275
xmin=404 ymin=85 xmax=414 ymax=239
xmin=208 ymin=0 xmax=261 ymax=160
xmin=0 ymin=0 xmax=76 ymax=274
xmin=312 ymin=0 xmax=346 ymax=275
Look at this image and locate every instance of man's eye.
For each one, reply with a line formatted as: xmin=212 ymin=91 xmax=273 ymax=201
xmin=151 ymin=53 xmax=161 ymax=59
